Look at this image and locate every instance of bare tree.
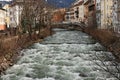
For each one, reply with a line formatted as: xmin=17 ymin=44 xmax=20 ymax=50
xmin=17 ymin=0 xmax=54 ymax=38
xmin=92 ymin=52 xmax=120 ymax=80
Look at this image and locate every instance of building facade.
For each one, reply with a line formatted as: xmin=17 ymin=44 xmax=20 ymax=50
xmin=96 ymin=0 xmax=113 ymax=29
xmin=9 ymin=3 xmax=22 ymax=28
xmin=112 ymin=0 xmax=120 ymax=33
xmin=83 ymin=0 xmax=89 ymax=26
xmin=3 ymin=4 xmax=10 ymax=28
xmin=65 ymin=8 xmax=75 ymax=22
xmin=88 ymin=0 xmax=97 ymax=28
xmin=96 ymin=0 xmax=101 ymax=28
xmin=65 ymin=0 xmax=84 ymax=23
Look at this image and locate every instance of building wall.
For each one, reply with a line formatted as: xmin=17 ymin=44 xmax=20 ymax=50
xmin=65 ymin=7 xmax=76 ymax=22
xmin=52 ymin=8 xmax=66 ymax=22
xmin=100 ymin=0 xmax=113 ymax=29
xmin=88 ymin=0 xmax=97 ymax=28
xmin=84 ymin=2 xmax=89 ymax=25
xmin=65 ymin=0 xmax=84 ymax=23
xmin=9 ymin=5 xmax=22 ymax=28
xmin=112 ymin=0 xmax=120 ymax=33
xmin=96 ymin=0 xmax=101 ymax=28
xmin=3 ymin=4 xmax=10 ymax=28
xmin=79 ymin=4 xmax=84 ymax=22
xmin=73 ymin=6 xmax=79 ymax=22
xmin=0 ymin=9 xmax=6 ymax=30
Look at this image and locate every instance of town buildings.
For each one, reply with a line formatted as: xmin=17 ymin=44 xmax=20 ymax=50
xmin=64 ymin=0 xmax=120 ymax=33
xmin=0 ymin=0 xmax=120 ymax=34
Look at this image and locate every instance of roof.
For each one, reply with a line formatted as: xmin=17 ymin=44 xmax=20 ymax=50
xmin=71 ymin=0 xmax=84 ymax=8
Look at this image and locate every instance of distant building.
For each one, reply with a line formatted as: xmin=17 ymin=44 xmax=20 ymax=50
xmin=112 ymin=0 xmax=120 ymax=33
xmin=65 ymin=7 xmax=75 ymax=22
xmin=9 ymin=1 xmax=22 ymax=28
xmin=65 ymin=0 xmax=84 ymax=23
xmin=73 ymin=0 xmax=84 ymax=23
xmin=3 ymin=4 xmax=10 ymax=28
xmin=52 ymin=8 xmax=66 ymax=23
xmin=83 ymin=0 xmax=89 ymax=26
xmin=0 ymin=8 xmax=6 ymax=30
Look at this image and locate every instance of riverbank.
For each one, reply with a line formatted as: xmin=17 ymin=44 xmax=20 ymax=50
xmin=0 ymin=27 xmax=53 ymax=75
xmin=83 ymin=28 xmax=120 ymax=61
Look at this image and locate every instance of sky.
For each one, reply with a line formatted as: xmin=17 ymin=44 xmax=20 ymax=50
xmin=0 ymin=0 xmax=75 ymax=8
xmin=0 ymin=0 xmax=11 ymax=1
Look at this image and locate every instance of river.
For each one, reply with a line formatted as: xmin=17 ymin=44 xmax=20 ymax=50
xmin=1 ymin=28 xmax=120 ymax=80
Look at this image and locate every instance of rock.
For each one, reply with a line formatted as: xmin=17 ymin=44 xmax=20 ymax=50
xmin=79 ymin=73 xmax=88 ymax=77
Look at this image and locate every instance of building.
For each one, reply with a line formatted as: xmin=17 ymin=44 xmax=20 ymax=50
xmin=87 ymin=0 xmax=97 ymax=28
xmin=73 ymin=0 xmax=84 ymax=23
xmin=52 ymin=8 xmax=66 ymax=23
xmin=96 ymin=0 xmax=101 ymax=28
xmin=112 ymin=0 xmax=120 ymax=33
xmin=0 ymin=7 xmax=6 ymax=30
xmin=3 ymin=4 xmax=10 ymax=28
xmin=96 ymin=0 xmax=113 ymax=29
xmin=65 ymin=0 xmax=84 ymax=23
xmin=65 ymin=7 xmax=75 ymax=22
xmin=9 ymin=1 xmax=22 ymax=28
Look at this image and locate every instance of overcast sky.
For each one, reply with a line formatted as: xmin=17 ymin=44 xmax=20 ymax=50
xmin=0 ymin=0 xmax=12 ymax=1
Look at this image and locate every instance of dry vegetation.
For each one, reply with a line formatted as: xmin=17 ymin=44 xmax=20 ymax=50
xmin=84 ymin=27 xmax=120 ymax=61
xmin=0 ymin=0 xmax=55 ymax=74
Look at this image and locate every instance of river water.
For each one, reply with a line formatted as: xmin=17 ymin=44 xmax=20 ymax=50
xmin=1 ymin=29 xmax=120 ymax=80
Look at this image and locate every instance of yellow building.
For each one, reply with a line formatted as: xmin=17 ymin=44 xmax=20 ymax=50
xmin=101 ymin=0 xmax=113 ymax=29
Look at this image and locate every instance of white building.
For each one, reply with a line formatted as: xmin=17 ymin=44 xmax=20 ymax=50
xmin=9 ymin=1 xmax=22 ymax=28
xmin=65 ymin=0 xmax=84 ymax=23
xmin=112 ymin=0 xmax=120 ymax=33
